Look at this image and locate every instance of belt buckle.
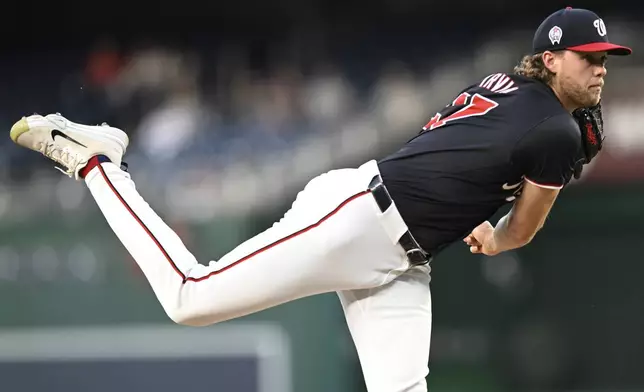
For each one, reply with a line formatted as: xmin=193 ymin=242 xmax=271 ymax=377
xmin=406 ymin=248 xmax=429 ymax=266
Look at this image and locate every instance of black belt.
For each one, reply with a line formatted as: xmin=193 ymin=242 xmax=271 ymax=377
xmin=368 ymin=175 xmax=431 ymax=266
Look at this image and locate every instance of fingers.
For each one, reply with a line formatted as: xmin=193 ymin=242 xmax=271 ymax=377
xmin=465 ymin=234 xmax=483 ymax=253
xmin=463 ymin=234 xmax=482 ymax=247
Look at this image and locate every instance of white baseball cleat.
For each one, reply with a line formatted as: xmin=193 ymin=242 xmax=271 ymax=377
xmin=10 ymin=113 xmax=129 ymax=179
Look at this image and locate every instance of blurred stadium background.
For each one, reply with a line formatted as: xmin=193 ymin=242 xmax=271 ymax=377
xmin=0 ymin=0 xmax=643 ymax=391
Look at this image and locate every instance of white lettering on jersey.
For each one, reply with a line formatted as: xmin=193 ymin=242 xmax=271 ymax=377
xmin=479 ymin=73 xmax=518 ymax=94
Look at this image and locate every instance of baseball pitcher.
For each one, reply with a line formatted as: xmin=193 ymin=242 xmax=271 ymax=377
xmin=9 ymin=7 xmax=631 ymax=392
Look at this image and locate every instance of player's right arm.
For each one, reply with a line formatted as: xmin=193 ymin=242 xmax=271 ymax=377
xmin=466 ymin=114 xmax=583 ymax=255
xmin=466 ymin=182 xmax=560 ymax=255
xmin=488 ymin=181 xmax=561 ymax=253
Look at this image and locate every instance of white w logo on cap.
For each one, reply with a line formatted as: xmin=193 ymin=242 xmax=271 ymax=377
xmin=593 ymin=18 xmax=607 ymax=36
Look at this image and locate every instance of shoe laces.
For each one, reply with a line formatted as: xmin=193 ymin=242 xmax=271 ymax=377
xmin=38 ymin=141 xmax=85 ymax=178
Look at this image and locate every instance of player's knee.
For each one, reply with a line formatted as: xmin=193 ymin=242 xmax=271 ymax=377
xmin=164 ymin=306 xmax=213 ymax=327
xmin=172 ymin=317 xmax=212 ymax=327
xmin=169 ymin=312 xmax=214 ymax=327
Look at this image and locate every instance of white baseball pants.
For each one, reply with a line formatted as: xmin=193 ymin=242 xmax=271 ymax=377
xmin=84 ymin=159 xmax=432 ymax=392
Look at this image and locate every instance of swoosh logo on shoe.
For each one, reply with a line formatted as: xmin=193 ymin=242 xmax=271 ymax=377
xmin=51 ymin=129 xmax=87 ymax=148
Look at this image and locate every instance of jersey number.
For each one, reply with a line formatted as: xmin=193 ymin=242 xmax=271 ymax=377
xmin=423 ymin=93 xmax=499 ymax=131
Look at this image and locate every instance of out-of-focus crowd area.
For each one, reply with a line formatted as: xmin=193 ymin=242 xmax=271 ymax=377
xmin=1 ymin=5 xmax=642 ymax=223
xmin=1 ymin=1 xmax=644 ymax=391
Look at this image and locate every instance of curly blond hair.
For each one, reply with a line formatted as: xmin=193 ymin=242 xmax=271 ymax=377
xmin=513 ymin=53 xmax=557 ymax=84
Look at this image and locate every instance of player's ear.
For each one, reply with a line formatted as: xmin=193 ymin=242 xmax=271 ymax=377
xmin=541 ymin=51 xmax=562 ymax=74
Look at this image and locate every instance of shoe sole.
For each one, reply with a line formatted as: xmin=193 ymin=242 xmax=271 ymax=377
xmin=9 ymin=118 xmax=29 ymax=143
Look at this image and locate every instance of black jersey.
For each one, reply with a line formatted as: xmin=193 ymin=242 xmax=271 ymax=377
xmin=377 ymin=73 xmax=583 ymax=255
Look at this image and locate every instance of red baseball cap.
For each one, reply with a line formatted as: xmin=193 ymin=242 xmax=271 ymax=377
xmin=532 ymin=7 xmax=632 ymax=56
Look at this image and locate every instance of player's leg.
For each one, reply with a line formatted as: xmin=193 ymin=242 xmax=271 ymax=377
xmin=338 ymin=264 xmax=432 ymax=392
xmin=10 ymin=112 xmax=412 ymax=327
xmin=83 ymin=158 xmax=410 ymax=326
